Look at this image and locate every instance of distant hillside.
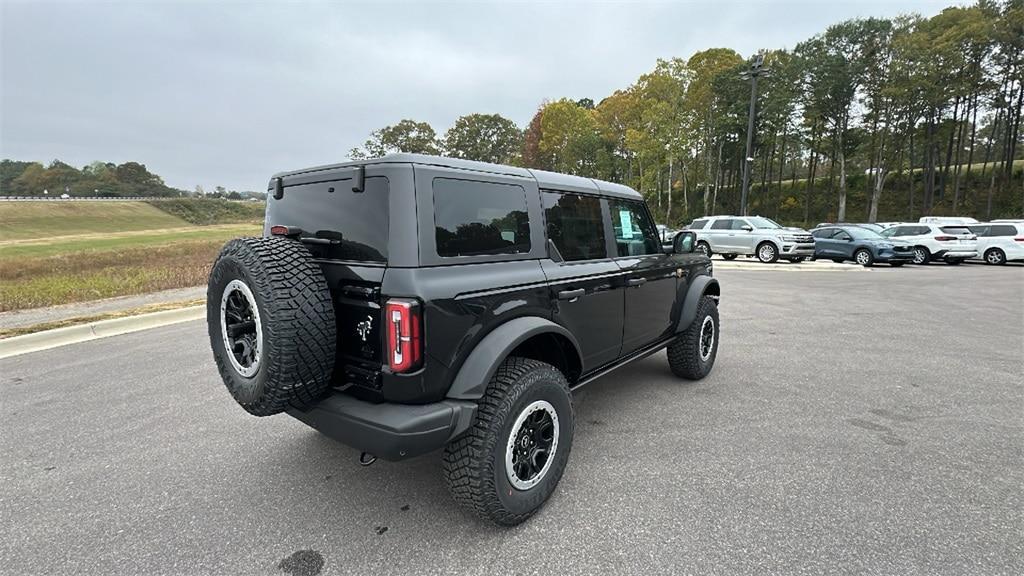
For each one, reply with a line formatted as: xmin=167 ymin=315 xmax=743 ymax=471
xmin=147 ymin=198 xmax=265 ymax=225
xmin=0 ymin=201 xmax=187 ymax=241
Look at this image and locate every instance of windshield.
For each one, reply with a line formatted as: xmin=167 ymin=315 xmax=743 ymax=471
xmin=746 ymin=217 xmax=782 ymax=229
xmin=845 ymin=227 xmax=884 ymax=240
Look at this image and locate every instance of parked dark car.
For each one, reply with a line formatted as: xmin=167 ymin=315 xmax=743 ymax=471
xmin=205 ymin=153 xmax=721 ymax=525
xmin=811 ymin=224 xmax=915 ymax=266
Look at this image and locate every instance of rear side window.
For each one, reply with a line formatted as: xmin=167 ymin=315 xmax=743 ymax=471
xmin=710 ymin=219 xmax=733 ymax=230
xmin=542 ymin=191 xmax=607 ymax=261
xmin=433 ymin=178 xmax=531 ymax=258
xmin=689 ymin=219 xmax=708 ymax=230
xmin=266 ymin=176 xmax=389 ymax=262
xmin=610 ymin=199 xmax=661 ymax=256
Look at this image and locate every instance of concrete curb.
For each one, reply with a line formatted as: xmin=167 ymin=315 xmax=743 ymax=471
xmin=0 ymin=305 xmax=205 ymax=360
xmin=713 ymin=260 xmax=865 ymax=271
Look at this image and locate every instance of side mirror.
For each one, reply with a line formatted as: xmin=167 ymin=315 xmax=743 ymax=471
xmin=673 ymin=231 xmax=696 ymax=254
xmin=741 ymin=225 xmax=753 ymax=232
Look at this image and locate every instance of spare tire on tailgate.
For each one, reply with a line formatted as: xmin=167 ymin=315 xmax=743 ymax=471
xmin=207 ymin=236 xmax=336 ymax=416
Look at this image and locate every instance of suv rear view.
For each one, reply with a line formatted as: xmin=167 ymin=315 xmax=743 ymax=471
xmin=206 ymin=154 xmax=722 ymax=525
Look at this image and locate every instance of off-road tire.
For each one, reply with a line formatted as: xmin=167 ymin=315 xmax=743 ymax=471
xmin=984 ymin=248 xmax=1006 ymax=265
xmin=207 ymin=237 xmax=336 ymax=416
xmin=756 ymin=242 xmax=779 ymax=263
xmin=443 ymin=357 xmax=573 ymax=526
xmin=667 ymin=295 xmax=719 ymax=380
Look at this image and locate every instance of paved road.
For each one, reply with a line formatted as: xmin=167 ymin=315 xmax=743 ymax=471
xmin=2 ymin=266 xmax=1022 ymax=575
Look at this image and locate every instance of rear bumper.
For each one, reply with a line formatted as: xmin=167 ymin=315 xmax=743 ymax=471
xmin=288 ymin=393 xmax=477 ymax=461
xmin=935 ymin=249 xmax=977 ymax=260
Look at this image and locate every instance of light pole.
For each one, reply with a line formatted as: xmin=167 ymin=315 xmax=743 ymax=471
xmin=740 ymin=53 xmax=768 ymax=217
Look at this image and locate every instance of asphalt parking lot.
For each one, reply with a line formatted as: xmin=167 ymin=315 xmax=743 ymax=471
xmin=1 ymin=265 xmax=1022 ymax=575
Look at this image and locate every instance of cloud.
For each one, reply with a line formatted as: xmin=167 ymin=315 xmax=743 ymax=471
xmin=1 ymin=0 xmax=949 ymax=191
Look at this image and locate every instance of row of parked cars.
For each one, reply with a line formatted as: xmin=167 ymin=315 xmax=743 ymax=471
xmin=674 ymin=215 xmax=1024 ymax=267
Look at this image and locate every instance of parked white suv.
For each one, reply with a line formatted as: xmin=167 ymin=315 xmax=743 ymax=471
xmin=967 ymin=222 xmax=1024 ymax=265
xmin=880 ymin=223 xmax=978 ymax=265
xmin=686 ymin=215 xmax=816 ymax=263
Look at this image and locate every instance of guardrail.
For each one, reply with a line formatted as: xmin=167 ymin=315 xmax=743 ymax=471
xmin=0 ymin=196 xmax=262 ymax=202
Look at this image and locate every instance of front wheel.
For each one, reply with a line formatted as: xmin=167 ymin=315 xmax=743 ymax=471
xmin=756 ymin=242 xmax=779 ymax=263
xmin=667 ymin=295 xmax=719 ymax=380
xmin=696 ymin=242 xmax=712 ymax=258
xmin=854 ymin=249 xmax=874 ymax=267
xmin=443 ymin=357 xmax=573 ymax=526
xmin=912 ymin=247 xmax=930 ymax=265
xmin=890 ymin=262 xmax=905 ymax=267
xmin=945 ymin=259 xmax=963 ymax=266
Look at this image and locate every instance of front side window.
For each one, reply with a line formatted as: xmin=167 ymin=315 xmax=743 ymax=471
xmin=542 ymin=191 xmax=607 ymax=262
xmin=610 ymin=199 xmax=661 ymax=257
xmin=812 ymin=228 xmax=837 ymax=239
xmin=433 ymin=178 xmax=531 ymax=258
xmin=731 ymin=219 xmax=752 ymax=230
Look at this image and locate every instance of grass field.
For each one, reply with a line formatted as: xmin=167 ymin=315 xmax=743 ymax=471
xmin=0 ymin=201 xmax=261 ymax=312
xmin=0 ymin=201 xmax=188 ymax=240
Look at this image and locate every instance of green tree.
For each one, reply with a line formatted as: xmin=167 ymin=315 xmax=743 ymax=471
xmin=350 ymin=119 xmax=440 ymax=159
xmin=443 ymin=113 xmax=522 ymax=164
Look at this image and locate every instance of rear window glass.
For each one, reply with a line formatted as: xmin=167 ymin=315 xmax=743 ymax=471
xmin=433 ymin=178 xmax=531 ymax=258
xmin=266 ymin=176 xmax=388 ymax=262
xmin=543 ymin=191 xmax=607 ymax=261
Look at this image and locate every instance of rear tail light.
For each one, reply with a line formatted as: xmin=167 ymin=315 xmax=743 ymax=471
xmin=934 ymin=235 xmax=956 ymax=241
xmin=1015 ymin=237 xmax=1024 ymax=242
xmin=385 ymin=298 xmax=422 ymax=373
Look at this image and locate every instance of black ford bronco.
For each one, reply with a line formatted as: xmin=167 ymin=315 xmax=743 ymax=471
xmin=207 ymin=153 xmax=720 ymax=525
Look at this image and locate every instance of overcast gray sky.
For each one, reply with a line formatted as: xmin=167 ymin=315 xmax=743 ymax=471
xmin=1 ymin=0 xmax=951 ymax=192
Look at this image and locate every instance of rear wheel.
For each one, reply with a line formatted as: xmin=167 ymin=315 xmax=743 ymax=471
xmin=756 ymin=242 xmax=779 ymax=264
xmin=832 ymin=259 xmax=845 ymax=264
xmin=443 ymin=357 xmax=573 ymax=526
xmin=890 ymin=262 xmax=905 ymax=267
xmin=945 ymin=259 xmax=963 ymax=265
xmin=912 ymin=247 xmax=930 ymax=265
xmin=667 ymin=296 xmax=719 ymax=380
xmin=721 ymin=254 xmax=738 ymax=261
xmin=984 ymin=248 xmax=1007 ymax=265
xmin=854 ymin=249 xmax=874 ymax=267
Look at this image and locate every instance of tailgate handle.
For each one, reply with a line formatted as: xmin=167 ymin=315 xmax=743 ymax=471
xmin=627 ymin=278 xmax=647 ymax=288
xmin=557 ymin=288 xmax=585 ymax=301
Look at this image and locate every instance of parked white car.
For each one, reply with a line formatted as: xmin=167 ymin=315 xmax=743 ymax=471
xmin=686 ymin=215 xmax=816 ymax=263
xmin=918 ymin=216 xmax=979 ymax=225
xmin=967 ymin=222 xmax=1024 ymax=265
xmin=880 ymin=223 xmax=978 ymax=265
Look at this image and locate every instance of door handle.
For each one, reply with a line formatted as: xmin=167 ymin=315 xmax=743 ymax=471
xmin=557 ymin=288 xmax=585 ymax=301
xmin=626 ymin=278 xmax=647 ymax=288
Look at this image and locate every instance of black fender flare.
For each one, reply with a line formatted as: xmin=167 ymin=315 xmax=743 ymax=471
xmin=676 ymin=276 xmax=720 ymax=333
xmin=445 ymin=316 xmax=582 ymax=401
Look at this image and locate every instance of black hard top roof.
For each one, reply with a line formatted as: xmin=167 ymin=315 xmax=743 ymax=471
xmin=272 ymin=153 xmax=641 ymax=200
